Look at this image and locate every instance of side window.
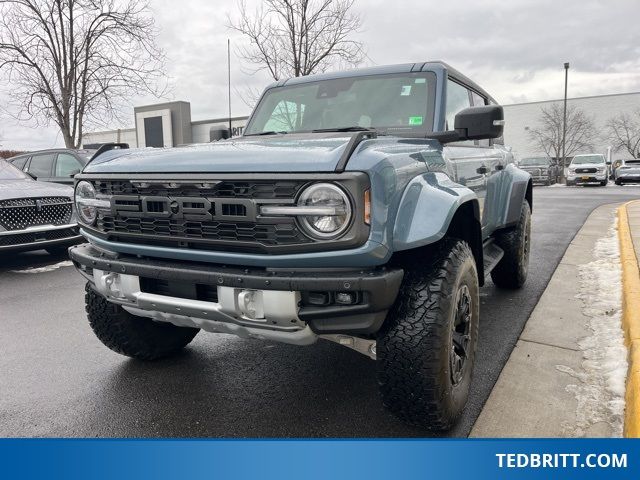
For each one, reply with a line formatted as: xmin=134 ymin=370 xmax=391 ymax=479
xmin=471 ymin=91 xmax=490 ymax=146
xmin=10 ymin=156 xmax=29 ymax=170
xmin=471 ymin=91 xmax=486 ymax=107
xmin=445 ymin=79 xmax=471 ymax=130
xmin=55 ymin=153 xmax=82 ymax=177
xmin=26 ymin=153 xmax=55 ymax=178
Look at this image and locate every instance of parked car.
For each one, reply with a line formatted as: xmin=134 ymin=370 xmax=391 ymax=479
xmin=0 ymin=160 xmax=81 ymax=254
xmin=566 ymin=154 xmax=608 ymax=186
xmin=7 ymin=148 xmax=95 ymax=185
xmin=68 ymin=61 xmax=532 ymax=430
xmin=517 ymin=156 xmax=559 ymax=185
xmin=614 ymin=159 xmax=640 ymax=185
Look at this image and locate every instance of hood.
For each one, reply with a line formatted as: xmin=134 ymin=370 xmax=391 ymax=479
xmin=519 ymin=163 xmax=549 ymax=169
xmin=84 ymin=133 xmax=356 ymax=174
xmin=570 ymin=163 xmax=605 ymax=169
xmin=0 ymin=179 xmax=73 ymax=202
xmin=619 ymin=164 xmax=640 ymax=173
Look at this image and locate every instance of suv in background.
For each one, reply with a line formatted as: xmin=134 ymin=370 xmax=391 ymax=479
xmin=614 ymin=159 xmax=640 ymax=185
xmin=69 ymin=62 xmax=532 ymax=430
xmin=566 ymin=154 xmax=608 ymax=186
xmin=517 ymin=156 xmax=559 ymax=186
xmin=0 ymin=160 xmax=80 ymax=254
xmin=8 ymin=148 xmax=95 ymax=185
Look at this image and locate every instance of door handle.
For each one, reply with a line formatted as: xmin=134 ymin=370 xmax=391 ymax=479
xmin=476 ymin=166 xmax=488 ymax=174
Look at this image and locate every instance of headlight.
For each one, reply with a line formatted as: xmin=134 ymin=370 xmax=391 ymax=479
xmin=259 ymin=182 xmax=353 ymax=239
xmin=297 ymin=183 xmax=352 ymax=239
xmin=75 ymin=180 xmax=98 ymax=225
xmin=568 ymin=168 xmax=575 ymax=175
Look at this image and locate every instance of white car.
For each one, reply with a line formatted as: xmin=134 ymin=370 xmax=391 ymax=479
xmin=566 ymin=154 xmax=608 ymax=186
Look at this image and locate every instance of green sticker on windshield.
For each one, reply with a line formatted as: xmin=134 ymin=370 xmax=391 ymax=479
xmin=409 ymin=116 xmax=423 ymax=125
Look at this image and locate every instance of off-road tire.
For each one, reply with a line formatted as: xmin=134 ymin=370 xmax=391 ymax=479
xmin=490 ymin=201 xmax=531 ymax=289
xmin=615 ymin=179 xmax=623 ymax=186
xmin=85 ymin=283 xmax=199 ymax=360
xmin=377 ymin=239 xmax=479 ymax=430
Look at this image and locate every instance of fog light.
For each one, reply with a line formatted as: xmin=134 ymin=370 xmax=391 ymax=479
xmin=335 ymin=292 xmax=357 ymax=305
xmin=238 ymin=290 xmax=265 ymax=320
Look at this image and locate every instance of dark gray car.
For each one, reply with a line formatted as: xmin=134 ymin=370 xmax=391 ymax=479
xmin=518 ymin=156 xmax=559 ymax=185
xmin=8 ymin=148 xmax=95 ymax=185
xmin=0 ymin=160 xmax=81 ymax=254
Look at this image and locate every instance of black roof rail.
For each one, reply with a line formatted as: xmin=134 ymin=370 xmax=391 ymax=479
xmin=89 ymin=143 xmax=129 ymax=161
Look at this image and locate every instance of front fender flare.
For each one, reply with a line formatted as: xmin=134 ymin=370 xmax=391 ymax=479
xmin=392 ymin=172 xmax=479 ymax=251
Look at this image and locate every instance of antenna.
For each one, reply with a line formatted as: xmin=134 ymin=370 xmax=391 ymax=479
xmin=227 ymin=38 xmax=232 ymax=136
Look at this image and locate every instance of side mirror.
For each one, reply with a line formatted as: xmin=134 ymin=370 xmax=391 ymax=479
xmin=454 ymin=105 xmax=504 ymax=141
xmin=429 ymin=105 xmax=504 ymax=144
xmin=210 ymin=127 xmax=231 ymax=142
xmin=25 ymin=171 xmax=37 ymax=180
xmin=68 ymin=169 xmax=81 ymax=177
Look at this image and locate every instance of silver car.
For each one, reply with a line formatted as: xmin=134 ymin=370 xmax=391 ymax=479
xmin=614 ymin=159 xmax=640 ymax=185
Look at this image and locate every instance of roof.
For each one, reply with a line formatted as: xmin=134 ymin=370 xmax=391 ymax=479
xmin=275 ymin=61 xmax=497 ymax=104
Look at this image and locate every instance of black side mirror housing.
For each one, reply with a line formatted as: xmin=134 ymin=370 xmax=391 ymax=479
xmin=210 ymin=127 xmax=231 ymax=142
xmin=428 ymin=105 xmax=504 ymax=144
xmin=454 ymin=105 xmax=504 ymax=141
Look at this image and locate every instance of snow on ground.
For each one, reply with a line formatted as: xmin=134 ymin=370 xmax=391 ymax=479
xmin=10 ymin=260 xmax=73 ymax=274
xmin=557 ymin=217 xmax=627 ymax=437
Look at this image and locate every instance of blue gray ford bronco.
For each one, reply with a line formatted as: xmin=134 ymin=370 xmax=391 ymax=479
xmin=69 ymin=62 xmax=532 ymax=430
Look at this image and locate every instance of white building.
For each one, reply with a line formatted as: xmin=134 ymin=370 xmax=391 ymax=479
xmin=503 ymin=91 xmax=640 ymax=161
xmin=82 ymin=92 xmax=640 ymax=161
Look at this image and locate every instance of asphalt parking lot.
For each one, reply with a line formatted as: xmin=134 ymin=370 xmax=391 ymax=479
xmin=1 ymin=185 xmax=639 ymax=438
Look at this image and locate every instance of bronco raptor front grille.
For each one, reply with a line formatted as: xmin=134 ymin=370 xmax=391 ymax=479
xmin=90 ymin=179 xmax=313 ymax=253
xmin=0 ymin=197 xmax=73 ymax=231
xmin=93 ymin=180 xmax=304 ymax=199
xmin=82 ymin=174 xmax=370 ymax=255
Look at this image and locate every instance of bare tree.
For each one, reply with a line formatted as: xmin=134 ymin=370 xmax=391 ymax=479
xmin=528 ymin=103 xmax=597 ymax=176
xmin=228 ymin=0 xmax=365 ymax=82
xmin=605 ymin=110 xmax=640 ymax=159
xmin=0 ymin=0 xmax=167 ymax=148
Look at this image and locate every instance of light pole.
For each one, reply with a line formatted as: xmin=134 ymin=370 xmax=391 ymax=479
xmin=561 ymin=62 xmax=569 ymax=182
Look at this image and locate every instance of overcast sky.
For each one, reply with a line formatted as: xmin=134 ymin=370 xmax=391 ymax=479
xmin=1 ymin=0 xmax=639 ymax=150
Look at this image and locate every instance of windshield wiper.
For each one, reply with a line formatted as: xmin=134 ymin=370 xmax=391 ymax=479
xmin=246 ymin=130 xmax=288 ymax=136
xmin=312 ymin=126 xmax=376 ymax=133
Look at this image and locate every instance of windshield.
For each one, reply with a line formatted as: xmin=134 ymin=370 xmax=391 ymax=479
xmin=571 ymin=155 xmax=605 ymax=165
xmin=0 ymin=159 xmax=30 ymax=180
xmin=245 ymin=72 xmax=436 ymax=136
xmin=520 ymin=157 xmax=550 ymax=166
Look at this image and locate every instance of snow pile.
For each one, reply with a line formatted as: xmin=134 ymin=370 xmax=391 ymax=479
xmin=11 ymin=260 xmax=73 ymax=274
xmin=559 ymin=217 xmax=627 ymax=437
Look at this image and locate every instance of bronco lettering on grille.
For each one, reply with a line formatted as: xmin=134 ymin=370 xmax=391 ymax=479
xmin=110 ymin=195 xmax=255 ymax=221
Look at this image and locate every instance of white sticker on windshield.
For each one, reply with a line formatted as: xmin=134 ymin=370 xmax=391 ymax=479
xmin=401 ymin=85 xmax=412 ymax=96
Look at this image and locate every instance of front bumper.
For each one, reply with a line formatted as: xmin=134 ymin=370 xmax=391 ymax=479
xmin=69 ymin=243 xmax=403 ymax=336
xmin=617 ymin=175 xmax=640 ymax=184
xmin=568 ymin=173 xmax=607 ymax=184
xmin=0 ymin=224 xmax=81 ymax=252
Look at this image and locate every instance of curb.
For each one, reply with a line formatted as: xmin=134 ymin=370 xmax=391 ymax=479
xmin=618 ymin=201 xmax=640 ymax=437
